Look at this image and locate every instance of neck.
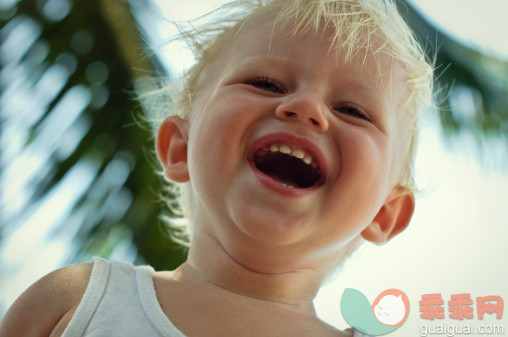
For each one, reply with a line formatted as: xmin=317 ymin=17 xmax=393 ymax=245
xmin=179 ymin=228 xmax=331 ymax=315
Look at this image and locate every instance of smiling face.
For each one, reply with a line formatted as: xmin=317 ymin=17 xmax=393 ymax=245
xmin=177 ymin=14 xmax=411 ymax=274
xmin=374 ymin=295 xmax=406 ymax=326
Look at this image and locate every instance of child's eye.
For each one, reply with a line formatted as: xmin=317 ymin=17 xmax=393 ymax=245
xmin=245 ymin=77 xmax=286 ymax=94
xmin=333 ymin=102 xmax=371 ymax=121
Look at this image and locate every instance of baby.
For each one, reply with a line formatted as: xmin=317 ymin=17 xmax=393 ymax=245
xmin=0 ymin=0 xmax=433 ymax=336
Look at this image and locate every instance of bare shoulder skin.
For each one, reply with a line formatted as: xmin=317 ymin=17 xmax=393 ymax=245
xmin=0 ymin=263 xmax=92 ymax=337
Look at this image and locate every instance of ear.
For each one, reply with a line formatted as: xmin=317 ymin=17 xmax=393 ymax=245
xmin=361 ymin=187 xmax=415 ymax=245
xmin=156 ymin=116 xmax=190 ymax=183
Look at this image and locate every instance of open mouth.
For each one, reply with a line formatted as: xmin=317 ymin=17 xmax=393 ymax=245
xmin=253 ymin=143 xmax=323 ymax=189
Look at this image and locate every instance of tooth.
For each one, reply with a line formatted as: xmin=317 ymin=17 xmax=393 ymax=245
xmin=280 ymin=182 xmax=295 ymax=188
xmin=292 ymin=149 xmax=305 ymax=159
xmin=303 ymin=155 xmax=312 ymax=165
xmin=279 ymin=145 xmax=291 ymax=154
xmin=270 ymin=144 xmax=278 ymax=152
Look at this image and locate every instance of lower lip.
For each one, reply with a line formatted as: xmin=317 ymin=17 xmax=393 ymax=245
xmin=248 ymin=161 xmax=319 ymax=197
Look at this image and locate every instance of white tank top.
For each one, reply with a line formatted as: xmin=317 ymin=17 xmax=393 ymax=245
xmin=61 ymin=257 xmax=370 ymax=337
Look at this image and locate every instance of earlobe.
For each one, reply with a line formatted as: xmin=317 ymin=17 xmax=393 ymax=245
xmin=361 ymin=187 xmax=415 ymax=245
xmin=156 ymin=116 xmax=190 ymax=183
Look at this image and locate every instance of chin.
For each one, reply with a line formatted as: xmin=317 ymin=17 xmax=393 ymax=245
xmin=230 ymin=205 xmax=311 ymax=246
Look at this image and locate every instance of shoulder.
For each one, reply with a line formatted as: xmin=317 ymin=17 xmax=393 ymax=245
xmin=0 ymin=263 xmax=93 ymax=337
xmin=306 ymin=319 xmax=355 ymax=337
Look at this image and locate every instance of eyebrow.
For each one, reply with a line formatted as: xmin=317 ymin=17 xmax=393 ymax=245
xmin=232 ymin=55 xmax=293 ymax=71
xmin=342 ymin=80 xmax=385 ymax=106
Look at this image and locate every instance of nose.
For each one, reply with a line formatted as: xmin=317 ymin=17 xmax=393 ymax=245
xmin=274 ymin=93 xmax=329 ymax=132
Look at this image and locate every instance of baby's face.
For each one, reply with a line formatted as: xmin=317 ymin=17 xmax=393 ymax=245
xmin=185 ymin=15 xmax=409 ymax=273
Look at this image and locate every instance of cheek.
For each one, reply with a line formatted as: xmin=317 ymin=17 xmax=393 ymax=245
xmin=194 ymin=89 xmax=259 ymax=134
xmin=338 ymin=127 xmax=391 ymax=184
xmin=319 ymin=126 xmax=392 ymax=236
xmin=186 ymin=90 xmax=265 ymax=187
xmin=189 ymin=93 xmax=237 ymax=154
xmin=191 ymin=89 xmax=273 ymax=153
xmin=391 ymin=120 xmax=413 ymax=185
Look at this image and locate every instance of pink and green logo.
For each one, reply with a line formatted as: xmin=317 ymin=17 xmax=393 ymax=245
xmin=341 ymin=288 xmax=410 ymax=335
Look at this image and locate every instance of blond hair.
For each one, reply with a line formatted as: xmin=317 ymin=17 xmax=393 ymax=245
xmin=143 ymin=0 xmax=434 ymax=246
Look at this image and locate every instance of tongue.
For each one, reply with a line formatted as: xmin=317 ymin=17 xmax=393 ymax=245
xmin=267 ymin=174 xmax=300 ymax=188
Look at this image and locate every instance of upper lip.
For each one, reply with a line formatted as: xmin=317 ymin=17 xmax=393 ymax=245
xmin=246 ymin=132 xmax=328 ymax=182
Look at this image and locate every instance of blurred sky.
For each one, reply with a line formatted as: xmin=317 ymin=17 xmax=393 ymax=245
xmin=151 ymin=1 xmax=508 ymax=335
xmin=408 ymin=0 xmax=508 ymax=59
xmin=1 ymin=0 xmax=507 ymax=335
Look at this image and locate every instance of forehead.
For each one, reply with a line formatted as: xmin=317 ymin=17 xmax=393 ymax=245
xmin=223 ymin=13 xmax=407 ymax=99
